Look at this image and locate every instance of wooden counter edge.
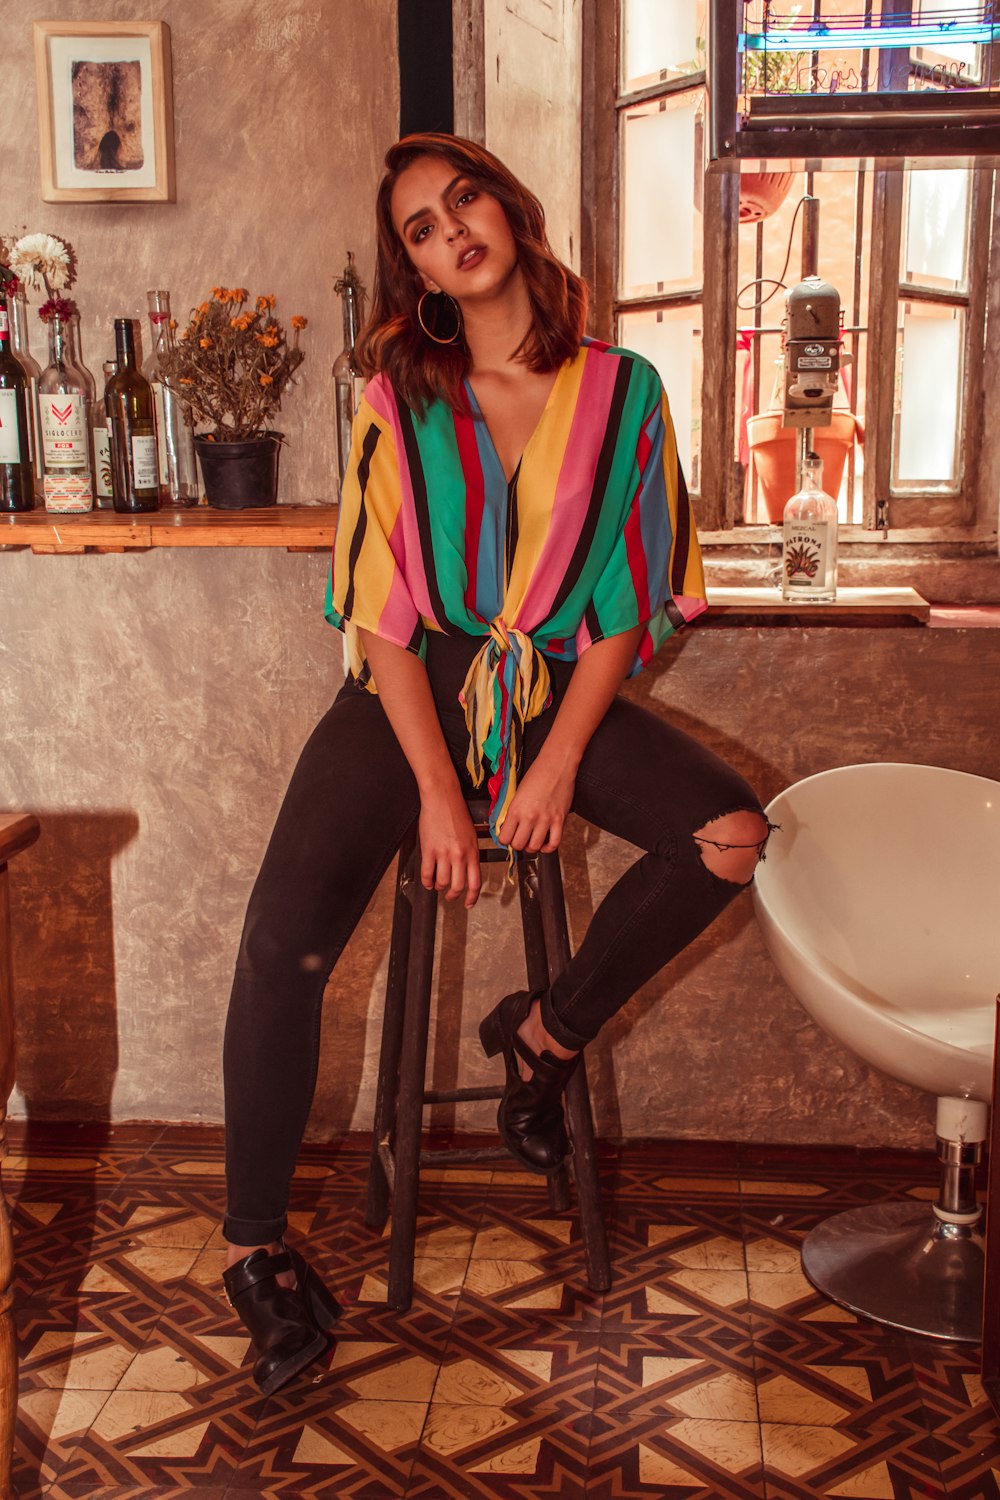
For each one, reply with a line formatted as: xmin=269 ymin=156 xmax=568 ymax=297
xmin=0 ymin=815 xmax=40 ymax=865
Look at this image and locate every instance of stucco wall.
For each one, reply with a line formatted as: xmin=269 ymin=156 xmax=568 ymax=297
xmin=4 ymin=538 xmax=998 ymax=1149
xmin=3 ymin=0 xmax=397 ymax=501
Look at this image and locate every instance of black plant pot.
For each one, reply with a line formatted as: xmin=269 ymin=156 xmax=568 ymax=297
xmin=194 ymin=432 xmax=283 ymax=509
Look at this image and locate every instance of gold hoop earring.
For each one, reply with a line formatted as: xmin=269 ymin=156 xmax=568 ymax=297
xmin=417 ymin=290 xmax=462 ymax=345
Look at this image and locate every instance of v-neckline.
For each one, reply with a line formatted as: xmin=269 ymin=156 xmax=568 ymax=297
xmin=464 ymin=362 xmax=566 ymax=487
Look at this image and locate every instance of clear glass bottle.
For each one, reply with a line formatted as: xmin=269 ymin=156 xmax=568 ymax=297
xmin=781 ymin=451 xmax=838 ymax=602
xmin=9 ymin=288 xmax=43 ymax=501
xmin=66 ymin=311 xmax=99 ymax=484
xmin=0 ymin=298 xmax=35 ymax=512
xmin=143 ymin=289 xmax=198 ymax=506
xmin=93 ymin=359 xmax=117 ymax=509
xmin=38 ymin=313 xmax=93 ymax=512
xmin=106 ymin=318 xmax=159 ymax=512
xmin=333 ymin=253 xmax=367 ymax=486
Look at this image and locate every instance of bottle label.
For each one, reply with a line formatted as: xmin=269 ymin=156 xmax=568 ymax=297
xmin=132 ymin=433 xmax=158 ymax=490
xmin=40 ymin=394 xmax=87 ymax=466
xmin=0 ymin=310 xmax=8 ymax=339
xmin=44 ymin=473 xmax=93 ymax=511
xmin=782 ymin=522 xmax=831 ymax=590
xmin=152 ymin=381 xmax=168 ymax=482
xmin=95 ymin=425 xmax=113 ymax=499
xmin=0 ymin=389 xmax=22 ymax=463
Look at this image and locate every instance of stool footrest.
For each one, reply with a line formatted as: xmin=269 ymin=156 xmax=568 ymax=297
xmin=417 ymin=1146 xmax=513 ymax=1165
xmin=423 ymin=1086 xmax=503 ymax=1104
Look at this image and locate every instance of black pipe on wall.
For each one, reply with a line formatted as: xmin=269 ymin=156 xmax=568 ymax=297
xmin=398 ymin=0 xmax=454 ymax=135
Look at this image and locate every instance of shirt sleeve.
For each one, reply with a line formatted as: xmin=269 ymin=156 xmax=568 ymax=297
xmin=325 ymin=388 xmax=425 ymax=686
xmin=575 ymin=375 xmax=707 ymax=673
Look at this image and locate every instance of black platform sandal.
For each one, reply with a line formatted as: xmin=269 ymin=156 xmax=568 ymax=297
xmin=223 ymin=1243 xmax=342 ymax=1395
xmin=479 ymin=990 xmax=580 ymax=1175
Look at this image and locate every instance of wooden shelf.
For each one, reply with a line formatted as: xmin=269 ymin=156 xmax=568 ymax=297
xmin=0 ymin=504 xmax=338 ymax=554
xmin=0 ymin=509 xmax=930 ymax=621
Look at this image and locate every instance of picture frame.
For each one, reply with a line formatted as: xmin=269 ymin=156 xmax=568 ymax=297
xmin=33 ymin=20 xmax=175 ymax=203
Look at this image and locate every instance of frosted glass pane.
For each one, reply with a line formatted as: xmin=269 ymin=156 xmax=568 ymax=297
xmin=905 ymin=170 xmax=969 ymax=287
xmin=618 ymin=311 xmax=699 ymax=484
xmin=622 ymin=0 xmax=704 ymax=89
xmin=621 ymin=96 xmax=699 ymax=296
xmin=896 ymin=312 xmax=963 ymax=484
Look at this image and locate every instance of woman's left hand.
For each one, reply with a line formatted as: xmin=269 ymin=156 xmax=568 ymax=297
xmin=496 ymin=757 xmax=575 ymax=853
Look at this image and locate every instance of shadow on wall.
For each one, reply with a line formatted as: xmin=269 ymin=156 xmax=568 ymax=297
xmin=4 ymin=810 xmax=139 ymax=1379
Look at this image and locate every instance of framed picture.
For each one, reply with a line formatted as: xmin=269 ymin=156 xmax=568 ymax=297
xmin=33 ymin=21 xmax=175 ymax=203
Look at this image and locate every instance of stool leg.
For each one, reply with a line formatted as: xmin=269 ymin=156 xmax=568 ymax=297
xmin=516 ymin=859 xmax=571 ymax=1213
xmin=388 ymin=870 xmax=438 ymax=1311
xmin=366 ymin=826 xmax=417 ymax=1229
xmin=537 ymin=852 xmax=612 ymax=1293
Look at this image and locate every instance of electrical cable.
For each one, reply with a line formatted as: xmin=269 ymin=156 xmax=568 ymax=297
xmin=736 ymin=193 xmax=810 ymax=312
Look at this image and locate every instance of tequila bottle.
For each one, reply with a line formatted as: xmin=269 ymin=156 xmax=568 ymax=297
xmin=39 ymin=313 xmax=93 ymax=511
xmin=143 ymin=289 xmax=198 ymax=506
xmin=781 ymin=452 xmax=838 ymax=602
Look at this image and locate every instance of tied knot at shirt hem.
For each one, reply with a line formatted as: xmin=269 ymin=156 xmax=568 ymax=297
xmin=459 ymin=619 xmax=552 ymax=846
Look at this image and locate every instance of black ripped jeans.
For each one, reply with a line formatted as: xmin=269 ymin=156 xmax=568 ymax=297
xmin=223 ymin=633 xmax=765 ymax=1244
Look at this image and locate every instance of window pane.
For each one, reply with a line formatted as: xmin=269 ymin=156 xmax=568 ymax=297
xmin=618 ymin=308 xmax=702 ymax=490
xmin=619 ymin=90 xmax=704 ymax=298
xmin=621 ymin=0 xmax=706 ymax=91
xmin=911 ymin=0 xmax=981 ymax=83
xmin=893 ymin=304 xmax=964 ymax=488
xmin=903 ymin=169 xmax=970 ymax=291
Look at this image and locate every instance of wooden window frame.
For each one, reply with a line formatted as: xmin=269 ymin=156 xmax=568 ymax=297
xmin=585 ymin=0 xmax=1000 ymax=546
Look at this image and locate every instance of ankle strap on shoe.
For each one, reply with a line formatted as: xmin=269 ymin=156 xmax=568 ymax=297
xmin=223 ymin=1247 xmax=293 ymax=1300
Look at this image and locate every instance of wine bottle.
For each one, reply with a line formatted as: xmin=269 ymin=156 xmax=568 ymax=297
xmin=9 ymin=288 xmax=43 ymax=502
xmin=93 ymin=360 xmax=117 ymax=509
xmin=106 ymin=318 xmax=159 ymax=513
xmin=143 ymin=289 xmax=198 ymax=506
xmin=39 ymin=312 xmax=93 ymax=512
xmin=781 ymin=452 xmax=838 ymax=602
xmin=0 ymin=299 xmax=35 ymax=512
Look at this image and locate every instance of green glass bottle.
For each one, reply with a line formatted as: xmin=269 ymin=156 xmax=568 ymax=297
xmin=0 ymin=296 xmax=35 ymax=512
xmin=106 ymin=317 xmax=159 ymax=512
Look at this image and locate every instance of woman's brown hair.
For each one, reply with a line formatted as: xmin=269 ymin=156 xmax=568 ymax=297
xmin=355 ymin=132 xmax=588 ymax=413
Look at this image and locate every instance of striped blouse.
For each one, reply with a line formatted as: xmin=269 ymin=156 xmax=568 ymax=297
xmin=326 ymin=336 xmax=707 ymax=841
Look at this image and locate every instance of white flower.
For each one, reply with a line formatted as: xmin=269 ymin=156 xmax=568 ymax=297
xmin=9 ymin=233 xmax=74 ymax=292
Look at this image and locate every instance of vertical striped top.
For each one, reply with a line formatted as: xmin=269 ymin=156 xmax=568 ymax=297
xmin=326 ymin=337 xmax=707 ymax=840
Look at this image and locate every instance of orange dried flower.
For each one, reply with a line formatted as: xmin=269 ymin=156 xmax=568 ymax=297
xmin=230 ymin=312 xmax=253 ymax=331
xmin=256 ymin=333 xmax=279 ymax=348
xmin=259 ymin=373 xmax=273 ymax=386
xmin=211 ymin=286 xmax=226 ymax=299
xmin=291 ymin=315 xmax=307 ymax=330
xmin=198 ymin=301 xmax=210 ymax=314
xmin=227 ymin=287 xmax=248 ymax=303
xmin=179 ymin=377 xmax=193 ymax=384
xmin=199 ymin=336 xmax=213 ymax=349
xmin=256 ymin=294 xmax=276 ymax=311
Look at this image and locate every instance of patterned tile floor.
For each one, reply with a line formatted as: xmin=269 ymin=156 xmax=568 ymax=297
xmin=6 ymin=1123 xmax=1000 ymax=1499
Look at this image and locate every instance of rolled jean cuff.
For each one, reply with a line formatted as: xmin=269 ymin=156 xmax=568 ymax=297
xmin=538 ymin=988 xmax=593 ymax=1051
xmin=223 ymin=1212 xmax=287 ymax=1246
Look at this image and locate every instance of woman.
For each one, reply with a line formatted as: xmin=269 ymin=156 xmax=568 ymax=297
xmin=222 ymin=132 xmax=770 ymax=1394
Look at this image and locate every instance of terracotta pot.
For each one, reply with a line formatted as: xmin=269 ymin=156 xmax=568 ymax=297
xmin=194 ymin=432 xmax=283 ymax=510
xmin=739 ymin=170 xmax=795 ymax=223
xmin=746 ymin=409 xmax=858 ymax=523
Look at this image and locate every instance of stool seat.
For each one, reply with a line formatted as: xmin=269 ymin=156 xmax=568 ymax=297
xmin=365 ymin=797 xmax=611 ymax=1310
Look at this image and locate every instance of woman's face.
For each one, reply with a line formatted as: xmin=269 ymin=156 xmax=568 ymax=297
xmin=390 ymin=154 xmax=518 ymax=303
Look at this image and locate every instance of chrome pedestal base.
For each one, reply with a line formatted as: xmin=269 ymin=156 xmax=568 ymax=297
xmin=801 ymin=1201 xmax=983 ymax=1342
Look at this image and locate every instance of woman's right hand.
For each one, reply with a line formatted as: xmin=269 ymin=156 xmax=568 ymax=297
xmin=418 ymin=783 xmax=482 ymax=908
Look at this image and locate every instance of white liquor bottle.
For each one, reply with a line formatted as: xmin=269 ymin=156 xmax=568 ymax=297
xmin=143 ymin=289 xmax=198 ymax=506
xmin=39 ymin=313 xmax=93 ymax=512
xmin=781 ymin=452 xmax=838 ymax=603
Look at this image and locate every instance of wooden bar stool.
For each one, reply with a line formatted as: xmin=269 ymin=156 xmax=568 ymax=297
xmin=1 ymin=813 xmax=40 ymax=1500
xmin=365 ymin=797 xmax=611 ymax=1311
